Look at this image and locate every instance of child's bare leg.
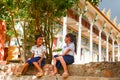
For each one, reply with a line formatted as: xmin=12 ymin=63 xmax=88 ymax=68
xmin=53 ymin=58 xmax=58 ymax=74
xmin=56 ymin=56 xmax=68 ymax=74
xmin=33 ymin=62 xmax=43 ymax=72
xmin=21 ymin=63 xmax=29 ymax=73
xmin=19 ymin=63 xmax=29 ymax=74
xmin=15 ymin=63 xmax=29 ymax=76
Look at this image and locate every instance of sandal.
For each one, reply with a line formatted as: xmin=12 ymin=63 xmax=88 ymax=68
xmin=16 ymin=72 xmax=22 ymax=77
xmin=36 ymin=72 xmax=44 ymax=77
xmin=62 ymin=72 xmax=69 ymax=78
xmin=49 ymin=72 xmax=57 ymax=76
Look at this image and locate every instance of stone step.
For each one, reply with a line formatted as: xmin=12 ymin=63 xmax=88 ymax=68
xmin=16 ymin=62 xmax=120 ymax=78
xmin=2 ymin=62 xmax=120 ymax=78
xmin=0 ymin=75 xmax=120 ymax=80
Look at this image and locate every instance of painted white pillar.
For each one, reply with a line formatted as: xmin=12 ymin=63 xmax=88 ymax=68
xmin=118 ymin=45 xmax=120 ymax=61
xmin=99 ymin=31 xmax=102 ymax=62
xmin=112 ymin=40 xmax=115 ymax=62
xmin=63 ymin=16 xmax=67 ymax=48
xmin=90 ymin=23 xmax=93 ymax=62
xmin=106 ymin=35 xmax=109 ymax=61
xmin=76 ymin=15 xmax=82 ymax=64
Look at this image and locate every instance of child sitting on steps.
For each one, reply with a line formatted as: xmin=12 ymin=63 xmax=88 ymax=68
xmin=16 ymin=35 xmax=46 ymax=77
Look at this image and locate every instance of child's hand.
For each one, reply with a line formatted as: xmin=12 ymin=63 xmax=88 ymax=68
xmin=58 ymin=54 xmax=64 ymax=56
xmin=27 ymin=58 xmax=31 ymax=60
xmin=38 ymin=60 xmax=41 ymax=65
xmin=58 ymin=54 xmax=61 ymax=56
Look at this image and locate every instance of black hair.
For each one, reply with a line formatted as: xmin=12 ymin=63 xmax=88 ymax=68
xmin=35 ymin=34 xmax=43 ymax=41
xmin=66 ymin=33 xmax=77 ymax=52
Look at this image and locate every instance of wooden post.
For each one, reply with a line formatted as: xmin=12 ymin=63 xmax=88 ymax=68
xmin=0 ymin=20 xmax=6 ymax=61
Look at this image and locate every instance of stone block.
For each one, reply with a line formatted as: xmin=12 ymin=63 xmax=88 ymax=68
xmin=0 ymin=61 xmax=8 ymax=65
xmin=102 ymin=70 xmax=114 ymax=77
xmin=68 ymin=64 xmax=85 ymax=76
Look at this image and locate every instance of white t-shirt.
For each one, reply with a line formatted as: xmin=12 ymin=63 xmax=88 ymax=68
xmin=62 ymin=42 xmax=75 ymax=56
xmin=30 ymin=45 xmax=46 ymax=57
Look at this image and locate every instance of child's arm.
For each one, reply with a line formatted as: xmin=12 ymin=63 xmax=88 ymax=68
xmin=38 ymin=51 xmax=45 ymax=64
xmin=61 ymin=43 xmax=74 ymax=56
xmin=61 ymin=49 xmax=71 ymax=56
xmin=30 ymin=53 xmax=34 ymax=58
xmin=28 ymin=53 xmax=34 ymax=60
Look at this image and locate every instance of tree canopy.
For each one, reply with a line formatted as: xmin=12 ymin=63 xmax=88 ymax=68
xmin=0 ymin=0 xmax=101 ymax=62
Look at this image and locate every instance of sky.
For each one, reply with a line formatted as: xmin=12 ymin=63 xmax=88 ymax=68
xmin=99 ymin=0 xmax=120 ymax=24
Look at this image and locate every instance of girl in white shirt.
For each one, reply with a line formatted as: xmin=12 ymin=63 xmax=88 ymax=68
xmin=53 ymin=33 xmax=76 ymax=78
xmin=16 ymin=35 xmax=46 ymax=77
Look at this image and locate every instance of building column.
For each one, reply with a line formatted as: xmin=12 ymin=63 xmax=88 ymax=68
xmin=99 ymin=31 xmax=102 ymax=62
xmin=118 ymin=45 xmax=120 ymax=61
xmin=63 ymin=16 xmax=67 ymax=48
xmin=90 ymin=23 xmax=93 ymax=62
xmin=106 ymin=35 xmax=109 ymax=61
xmin=89 ymin=15 xmax=98 ymax=62
xmin=112 ymin=39 xmax=115 ymax=62
xmin=76 ymin=14 xmax=82 ymax=64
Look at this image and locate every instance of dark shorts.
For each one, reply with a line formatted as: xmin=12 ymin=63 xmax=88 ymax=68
xmin=27 ymin=57 xmax=45 ymax=67
xmin=54 ymin=55 xmax=74 ymax=68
